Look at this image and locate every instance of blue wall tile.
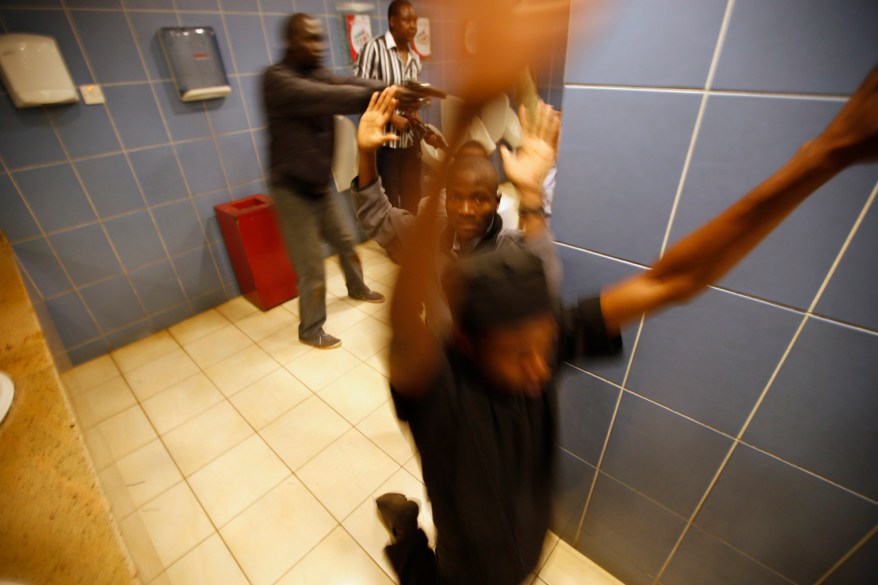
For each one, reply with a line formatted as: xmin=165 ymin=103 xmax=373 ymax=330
xmin=551 ymin=448 xmax=595 ymax=543
xmin=0 ymin=97 xmax=66 ymax=169
xmin=296 ymin=0 xmax=326 ymax=15
xmin=815 ymin=202 xmax=878 ymax=332
xmin=224 ymin=14 xmax=270 ymax=74
xmin=71 ymin=11 xmax=147 ymax=83
xmin=193 ymin=189 xmax=231 ymax=244
xmin=552 ymin=88 xmax=701 ymax=265
xmin=744 ymin=317 xmax=878 ymax=501
xmin=662 ymin=525 xmax=793 ymax=585
xmin=626 ymin=288 xmax=801 ymax=435
xmin=13 ymin=238 xmax=73 ymax=298
xmin=49 ymin=224 xmax=122 ymax=285
xmin=713 ymin=0 xmax=878 ymax=95
xmin=126 ymin=0 xmax=174 ymax=8
xmin=210 ymin=239 xmax=236 ymax=286
xmin=106 ymin=319 xmax=153 ymax=350
xmin=128 ymin=146 xmax=189 ymax=205
xmin=80 ymin=275 xmax=145 ymax=332
xmin=262 ymin=0 xmax=293 ymax=14
xmin=579 ymin=473 xmax=686 ymax=585
xmin=129 ymin=259 xmax=186 ymax=313
xmin=104 ymin=84 xmax=170 ymax=149
xmin=154 ymin=82 xmax=212 ymax=142
xmin=104 ymin=211 xmax=166 ymax=270
xmin=696 ymin=445 xmax=878 ymax=584
xmin=67 ymin=338 xmax=111 ymax=365
xmin=668 ymin=95 xmax=878 ymax=310
xmin=236 ymin=73 xmax=265 ymax=128
xmin=219 ymin=0 xmax=253 ymax=11
xmin=151 ymin=200 xmax=204 ymax=254
xmin=1 ymin=9 xmax=92 ymax=84
xmin=556 ymin=245 xmax=643 ymax=384
xmin=0 ymin=174 xmax=40 ymax=243
xmin=217 ymin=132 xmax=263 ymax=185
xmin=601 ymin=392 xmax=732 ymax=518
xmin=177 ymin=0 xmax=218 ymax=10
xmin=129 ymin=11 xmax=179 ymax=82
xmin=50 ymin=103 xmax=121 ymax=159
xmin=46 ymin=291 xmax=101 ymax=347
xmin=556 ymin=364 xmax=618 ymax=466
xmin=189 ymin=285 xmax=228 ymax=313
xmin=822 ymin=533 xmax=878 ymax=585
xmin=262 ymin=13 xmax=287 ymax=59
xmin=565 ymin=0 xmax=727 ymax=88
xmin=150 ymin=303 xmax=193 ymax=331
xmin=173 ymin=245 xmax=222 ymax=297
xmin=75 ymin=154 xmax=144 ymax=217
xmin=14 ymin=164 xmax=95 ymax=233
xmin=205 ymin=77 xmax=250 ymax=134
xmin=67 ymin=0 xmax=121 ymax=7
xmin=176 ymin=138 xmax=226 ymax=195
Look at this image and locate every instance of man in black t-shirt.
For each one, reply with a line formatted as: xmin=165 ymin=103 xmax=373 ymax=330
xmin=380 ymin=64 xmax=878 ymax=584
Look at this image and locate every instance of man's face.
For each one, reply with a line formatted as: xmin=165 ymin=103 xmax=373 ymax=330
xmin=289 ymin=17 xmax=325 ymax=69
xmin=445 ymin=167 xmax=500 ymax=243
xmin=471 ymin=313 xmax=559 ymax=397
xmin=390 ymin=4 xmax=418 ymax=46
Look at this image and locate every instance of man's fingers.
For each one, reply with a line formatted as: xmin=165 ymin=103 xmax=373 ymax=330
xmin=367 ymin=91 xmax=380 ymax=111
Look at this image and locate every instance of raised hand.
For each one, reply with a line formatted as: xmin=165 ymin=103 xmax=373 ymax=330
xmin=358 ymin=88 xmax=400 ymax=153
xmin=499 ymin=101 xmax=560 ymax=199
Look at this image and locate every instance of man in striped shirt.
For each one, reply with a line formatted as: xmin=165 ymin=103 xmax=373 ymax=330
xmin=356 ymin=0 xmax=424 ymax=213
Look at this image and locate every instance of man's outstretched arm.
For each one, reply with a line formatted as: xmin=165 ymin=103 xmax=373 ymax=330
xmin=600 ymin=63 xmax=878 ymax=336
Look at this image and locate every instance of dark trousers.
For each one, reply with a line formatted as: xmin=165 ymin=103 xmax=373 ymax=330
xmin=385 ymin=529 xmax=443 ymax=585
xmin=377 ymin=145 xmax=422 ymax=213
xmin=271 ymin=183 xmax=370 ymax=340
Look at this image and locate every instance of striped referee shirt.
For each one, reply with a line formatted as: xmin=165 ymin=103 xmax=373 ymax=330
xmin=355 ymin=31 xmax=422 ymax=149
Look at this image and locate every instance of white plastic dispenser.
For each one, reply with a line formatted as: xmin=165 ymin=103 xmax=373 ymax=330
xmin=0 ymin=34 xmax=78 ymax=108
xmin=159 ymin=27 xmax=231 ymax=102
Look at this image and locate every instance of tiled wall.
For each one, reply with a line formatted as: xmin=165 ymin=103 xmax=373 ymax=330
xmin=550 ymin=1 xmax=878 ymax=584
xmin=0 ymin=0 xmax=458 ymax=366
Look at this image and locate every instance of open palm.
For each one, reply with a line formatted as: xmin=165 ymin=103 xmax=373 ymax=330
xmin=358 ymin=88 xmax=400 ymax=152
xmin=500 ymin=101 xmax=560 ymax=194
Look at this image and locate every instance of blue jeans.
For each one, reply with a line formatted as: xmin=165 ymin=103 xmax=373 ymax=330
xmin=271 ymin=183 xmax=370 ymax=340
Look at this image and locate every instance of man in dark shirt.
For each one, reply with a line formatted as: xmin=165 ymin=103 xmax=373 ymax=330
xmin=262 ymin=13 xmax=416 ymax=349
xmin=380 ymin=64 xmax=878 ymax=584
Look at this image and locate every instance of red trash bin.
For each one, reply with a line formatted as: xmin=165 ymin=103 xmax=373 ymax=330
xmin=215 ymin=195 xmax=298 ymax=311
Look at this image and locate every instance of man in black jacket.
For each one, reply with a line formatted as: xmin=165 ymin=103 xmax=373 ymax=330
xmin=262 ymin=13 xmax=416 ymax=349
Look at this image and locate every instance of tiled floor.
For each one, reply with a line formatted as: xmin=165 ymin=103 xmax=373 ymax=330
xmin=61 ymin=241 xmax=623 ymax=585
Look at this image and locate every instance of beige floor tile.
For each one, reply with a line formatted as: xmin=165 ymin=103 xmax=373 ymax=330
xmin=112 ymin=330 xmax=179 ymax=373
xmin=372 ymin=264 xmax=400 ymax=289
xmin=540 ymin=538 xmax=624 ymax=585
xmin=297 ymin=428 xmax=399 ymax=521
xmin=61 ymin=354 xmax=120 ymax=396
xmin=83 ymin=404 xmax=157 ymax=469
xmin=188 ymin=435 xmax=290 ymax=527
xmin=402 ymin=454 xmax=423 ymax=482
xmin=122 ymin=481 xmax=214 ymax=572
xmin=235 ymin=305 xmax=297 ymax=342
xmin=260 ymin=395 xmax=350 ymax=470
xmin=257 ymin=324 xmax=310 ymax=366
xmin=118 ymin=506 xmax=166 ymax=583
xmin=371 ymin=300 xmax=392 ymax=325
xmin=343 ymin=467 xmax=435 ymax=580
xmin=183 ymin=325 xmax=253 ymax=369
xmin=276 ymin=526 xmax=393 ymax=585
xmin=111 ymin=438 xmax=183 ymax=511
xmin=215 ymin=296 xmax=260 ymax=323
xmin=124 ymin=347 xmax=201 ymax=402
xmin=165 ymin=533 xmax=249 ymax=585
xmin=221 ymin=477 xmax=336 ymax=585
xmin=147 ymin=572 xmax=173 ymax=585
xmin=357 ymin=400 xmax=416 ymax=464
xmin=71 ymin=376 xmax=137 ymax=429
xmin=286 ymin=346 xmax=360 ymax=391
xmin=230 ymin=368 xmax=311 ymax=429
xmin=319 ymin=362 xmax=391 ymax=425
xmin=280 ymin=297 xmax=299 ymax=317
xmin=334 ymin=315 xmax=392 ymax=361
xmin=141 ymin=372 xmax=224 ymax=435
xmin=203 ymin=344 xmax=279 ymax=397
xmin=366 ymin=346 xmax=390 ymax=378
xmin=537 ymin=531 xmax=561 ymax=572
xmin=163 ymin=401 xmax=253 ymax=476
xmin=325 ymin=297 xmax=370 ymax=333
xmin=168 ymin=309 xmax=230 ymax=346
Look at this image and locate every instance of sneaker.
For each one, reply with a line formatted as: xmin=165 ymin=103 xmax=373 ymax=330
xmin=349 ymin=289 xmax=385 ymax=304
xmin=376 ymin=492 xmax=419 ymax=542
xmin=299 ymin=331 xmax=341 ymax=349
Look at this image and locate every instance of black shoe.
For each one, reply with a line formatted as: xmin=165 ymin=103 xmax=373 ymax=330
xmin=349 ymin=290 xmax=385 ymax=304
xmin=376 ymin=492 xmax=419 ymax=542
xmin=299 ymin=331 xmax=341 ymax=349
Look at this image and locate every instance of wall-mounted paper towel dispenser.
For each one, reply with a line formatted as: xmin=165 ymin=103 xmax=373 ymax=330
xmin=159 ymin=27 xmax=231 ymax=102
xmin=0 ymin=34 xmax=78 ymax=108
